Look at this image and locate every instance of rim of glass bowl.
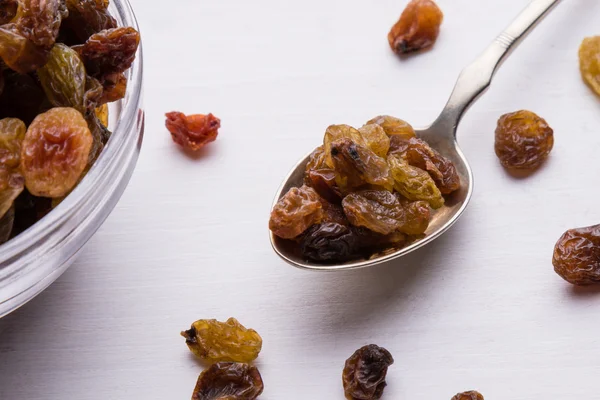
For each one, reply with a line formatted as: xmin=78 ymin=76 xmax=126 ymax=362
xmin=0 ymin=1 xmax=143 ymax=281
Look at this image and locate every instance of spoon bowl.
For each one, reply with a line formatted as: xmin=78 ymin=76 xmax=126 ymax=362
xmin=270 ymin=0 xmax=562 ymax=271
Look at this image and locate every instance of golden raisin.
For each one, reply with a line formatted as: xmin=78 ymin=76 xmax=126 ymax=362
xmin=269 ymin=184 xmax=323 ymax=239
xmin=165 ymin=111 xmax=220 ymax=151
xmin=21 ymin=107 xmax=93 ymax=198
xmin=181 ymin=317 xmax=263 ymax=363
xmin=494 ymin=110 xmax=554 ymax=170
xmin=579 ymin=36 xmax=600 ymax=96
xmin=388 ymin=0 xmax=443 ymax=55
xmin=451 ymin=391 xmax=484 ymax=400
xmin=366 ymin=115 xmax=416 ymax=139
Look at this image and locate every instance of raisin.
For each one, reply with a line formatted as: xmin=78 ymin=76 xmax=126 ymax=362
xmin=15 ymin=0 xmax=67 ymax=49
xmin=165 ymin=111 xmax=221 ymax=151
xmin=74 ymin=27 xmax=140 ymax=78
xmin=323 ymin=124 xmax=389 ymax=166
xmin=21 ymin=107 xmax=93 ymax=198
xmin=191 ymin=362 xmax=263 ymax=400
xmin=181 ymin=317 xmax=263 ymax=363
xmin=397 ymin=197 xmax=430 ymax=235
xmin=320 ymin=199 xmax=348 ymax=225
xmin=390 ymin=136 xmax=460 ymax=194
xmin=451 ymin=391 xmax=484 ymax=400
xmin=269 ymin=184 xmax=323 ymax=239
xmin=366 ymin=115 xmax=416 ymax=139
xmin=64 ymin=0 xmax=117 ymax=43
xmin=330 ymin=138 xmax=392 ymax=193
xmin=97 ymin=71 xmax=126 ymax=103
xmin=342 ymin=190 xmax=404 ymax=235
xmin=358 ymin=124 xmax=390 ymax=157
xmin=553 ymin=224 xmax=600 ymax=285
xmin=0 ymin=0 xmax=17 ymax=25
xmin=300 ymin=222 xmax=360 ymax=262
xmin=95 ymin=103 xmax=108 ymax=127
xmin=304 ymin=146 xmax=341 ymax=203
xmin=0 ymin=117 xmax=25 ymax=219
xmin=0 ymin=24 xmax=47 ymax=73
xmin=342 ymin=344 xmax=394 ymax=400
xmin=37 ymin=43 xmax=86 ymax=110
xmin=579 ymin=36 xmax=600 ymax=96
xmin=494 ymin=110 xmax=554 ymax=170
xmin=388 ymin=154 xmax=443 ymax=208
xmin=388 ymin=0 xmax=443 ymax=55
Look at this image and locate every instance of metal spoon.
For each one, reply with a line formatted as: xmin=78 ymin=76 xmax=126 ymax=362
xmin=270 ymin=0 xmax=563 ymax=271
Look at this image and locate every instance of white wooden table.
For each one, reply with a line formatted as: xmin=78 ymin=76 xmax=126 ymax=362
xmin=2 ymin=0 xmax=600 ymax=398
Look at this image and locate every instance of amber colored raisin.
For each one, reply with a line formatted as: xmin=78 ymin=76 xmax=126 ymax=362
xmin=330 ymin=138 xmax=392 ymax=193
xmin=358 ymin=123 xmax=390 ymax=157
xmin=342 ymin=190 xmax=404 ymax=235
xmin=0 ymin=118 xmax=25 ymax=219
xmin=390 ymin=136 xmax=460 ymax=194
xmin=191 ymin=362 xmax=264 ymax=400
xmin=388 ymin=0 xmax=443 ymax=55
xmin=95 ymin=103 xmax=108 ymax=127
xmin=323 ymin=124 xmax=368 ymax=166
xmin=0 ymin=24 xmax=48 ymax=73
xmin=552 ymin=224 xmax=600 ymax=285
xmin=304 ymin=146 xmax=341 ymax=203
xmin=165 ymin=111 xmax=220 ymax=151
xmin=64 ymin=0 xmax=117 ymax=43
xmin=579 ymin=36 xmax=600 ymax=96
xmin=15 ymin=0 xmax=67 ymax=49
xmin=300 ymin=222 xmax=360 ymax=262
xmin=98 ymin=72 xmax=127 ymax=104
xmin=451 ymin=391 xmax=484 ymax=400
xmin=0 ymin=0 xmax=17 ymax=25
xmin=494 ymin=110 xmax=554 ymax=170
xmin=388 ymin=154 xmax=443 ymax=209
xmin=397 ymin=196 xmax=430 ymax=235
xmin=269 ymin=184 xmax=323 ymax=239
xmin=320 ymin=199 xmax=348 ymax=225
xmin=342 ymin=344 xmax=394 ymax=400
xmin=21 ymin=107 xmax=93 ymax=198
xmin=181 ymin=317 xmax=263 ymax=363
xmin=74 ymin=27 xmax=140 ymax=78
xmin=366 ymin=115 xmax=416 ymax=140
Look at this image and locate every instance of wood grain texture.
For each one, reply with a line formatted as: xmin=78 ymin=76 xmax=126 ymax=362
xmin=2 ymin=0 xmax=600 ymax=398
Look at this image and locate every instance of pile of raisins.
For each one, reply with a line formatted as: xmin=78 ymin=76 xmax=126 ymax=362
xmin=269 ymin=115 xmax=461 ymax=263
xmin=0 ymin=0 xmax=140 ymax=244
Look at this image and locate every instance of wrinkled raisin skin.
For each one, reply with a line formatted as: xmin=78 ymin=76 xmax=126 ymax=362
xmin=342 ymin=344 xmax=394 ymax=400
xmin=165 ymin=111 xmax=221 ymax=151
xmin=269 ymin=185 xmax=323 ymax=239
xmin=181 ymin=317 xmax=263 ymax=363
xmin=0 ymin=0 xmax=17 ymax=25
xmin=388 ymin=154 xmax=444 ymax=209
xmin=494 ymin=110 xmax=554 ymax=170
xmin=388 ymin=0 xmax=443 ymax=55
xmin=451 ymin=391 xmax=484 ymax=400
xmin=300 ymin=222 xmax=360 ymax=262
xmin=366 ymin=115 xmax=415 ymax=139
xmin=21 ymin=107 xmax=93 ymax=198
xmin=579 ymin=36 xmax=600 ymax=96
xmin=304 ymin=146 xmax=341 ymax=203
xmin=342 ymin=190 xmax=404 ymax=235
xmin=553 ymin=224 xmax=600 ymax=286
xmin=191 ymin=362 xmax=264 ymax=400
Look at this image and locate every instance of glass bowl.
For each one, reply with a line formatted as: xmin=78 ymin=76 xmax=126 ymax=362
xmin=0 ymin=0 xmax=144 ymax=318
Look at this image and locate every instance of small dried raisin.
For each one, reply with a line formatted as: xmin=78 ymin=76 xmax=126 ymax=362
xmin=388 ymin=0 xmax=443 ymax=55
xmin=553 ymin=224 xmax=600 ymax=285
xmin=451 ymin=391 xmax=484 ymax=400
xmin=342 ymin=344 xmax=394 ymax=400
xmin=165 ymin=111 xmax=220 ymax=151
xmin=366 ymin=115 xmax=416 ymax=139
xmin=342 ymin=190 xmax=404 ymax=235
xmin=579 ymin=36 xmax=600 ymax=96
xmin=192 ymin=362 xmax=264 ymax=400
xmin=388 ymin=154 xmax=443 ymax=209
xmin=269 ymin=184 xmax=323 ymax=239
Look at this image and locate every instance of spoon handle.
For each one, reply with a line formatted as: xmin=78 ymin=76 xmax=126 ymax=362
xmin=432 ymin=0 xmax=562 ymax=136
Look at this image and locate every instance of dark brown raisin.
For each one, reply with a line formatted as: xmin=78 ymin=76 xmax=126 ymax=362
xmin=191 ymin=362 xmax=264 ymax=400
xmin=553 ymin=224 xmax=600 ymax=285
xmin=342 ymin=344 xmax=394 ymax=400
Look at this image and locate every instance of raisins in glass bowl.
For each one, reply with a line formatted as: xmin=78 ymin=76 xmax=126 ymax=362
xmin=342 ymin=344 xmax=394 ymax=400
xmin=494 ymin=110 xmax=554 ymax=170
xmin=388 ymin=0 xmax=443 ymax=55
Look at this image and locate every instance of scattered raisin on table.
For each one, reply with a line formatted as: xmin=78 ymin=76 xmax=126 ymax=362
xmin=21 ymin=107 xmax=93 ymax=198
xmin=269 ymin=184 xmax=323 ymax=240
xmin=165 ymin=111 xmax=221 ymax=151
xmin=181 ymin=317 xmax=263 ymax=363
xmin=342 ymin=344 xmax=394 ymax=400
xmin=191 ymin=362 xmax=264 ymax=400
xmin=494 ymin=110 xmax=554 ymax=170
xmin=579 ymin=36 xmax=600 ymax=96
xmin=451 ymin=391 xmax=484 ymax=400
xmin=553 ymin=224 xmax=600 ymax=285
xmin=388 ymin=0 xmax=443 ymax=55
